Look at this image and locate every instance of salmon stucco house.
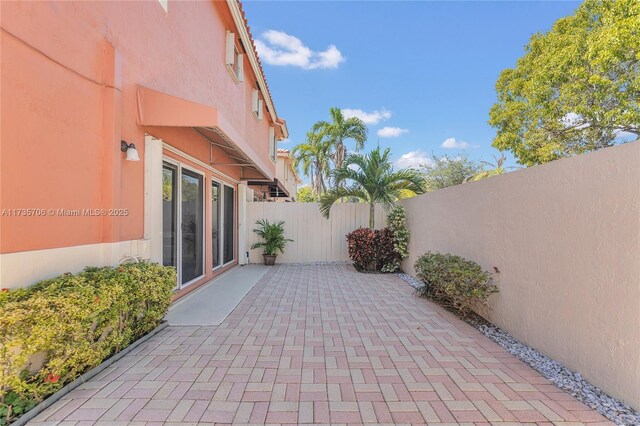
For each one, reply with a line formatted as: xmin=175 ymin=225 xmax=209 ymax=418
xmin=1 ymin=0 xmax=288 ymax=296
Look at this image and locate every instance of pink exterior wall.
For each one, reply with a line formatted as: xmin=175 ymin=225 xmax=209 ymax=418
xmin=1 ymin=1 xmax=278 ymax=255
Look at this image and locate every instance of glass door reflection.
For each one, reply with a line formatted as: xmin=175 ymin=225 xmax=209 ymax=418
xmin=180 ymin=169 xmax=203 ymax=284
xmin=212 ymin=181 xmax=221 ymax=268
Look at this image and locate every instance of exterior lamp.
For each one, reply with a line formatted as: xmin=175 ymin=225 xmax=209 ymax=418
xmin=120 ymin=140 xmax=140 ymax=161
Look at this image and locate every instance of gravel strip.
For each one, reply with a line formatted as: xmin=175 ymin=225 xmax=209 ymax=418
xmin=395 ymin=272 xmax=640 ymax=426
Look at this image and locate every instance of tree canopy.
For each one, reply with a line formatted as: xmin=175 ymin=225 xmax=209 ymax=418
xmin=489 ymin=0 xmax=640 ymax=166
xmin=422 ymin=154 xmax=483 ymax=191
xmin=296 ymin=186 xmax=317 ymax=202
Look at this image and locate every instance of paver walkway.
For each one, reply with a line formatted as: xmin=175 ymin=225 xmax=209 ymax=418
xmin=31 ymin=264 xmax=611 ymax=425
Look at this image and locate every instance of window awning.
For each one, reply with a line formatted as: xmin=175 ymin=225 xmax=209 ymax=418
xmin=246 ymin=178 xmax=290 ymax=198
xmin=136 ymin=86 xmax=274 ymax=181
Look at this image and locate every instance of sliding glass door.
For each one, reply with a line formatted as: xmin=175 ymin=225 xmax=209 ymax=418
xmin=162 ymin=161 xmax=205 ymax=288
xmin=162 ymin=159 xmax=236 ymax=288
xmin=181 ymin=170 xmax=204 ymax=284
xmin=212 ymin=182 xmax=221 ymax=268
xmin=223 ymin=185 xmax=235 ymax=264
xmin=162 ymin=164 xmax=177 ymax=268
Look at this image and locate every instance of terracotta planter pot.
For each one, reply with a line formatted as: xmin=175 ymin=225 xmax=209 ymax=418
xmin=263 ymin=254 xmax=277 ymax=266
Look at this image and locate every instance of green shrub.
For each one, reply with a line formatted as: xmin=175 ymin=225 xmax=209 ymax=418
xmin=346 ymin=227 xmax=399 ymax=272
xmin=346 ymin=228 xmax=377 ymax=271
xmin=383 ymin=206 xmax=410 ymax=272
xmin=250 ymin=219 xmax=293 ymax=256
xmin=414 ymin=252 xmax=497 ymax=316
xmin=0 ymin=262 xmax=175 ymax=424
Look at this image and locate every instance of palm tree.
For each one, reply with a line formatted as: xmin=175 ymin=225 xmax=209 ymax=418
xmin=319 ymin=147 xmax=426 ymax=228
xmin=292 ymin=131 xmax=332 ymax=197
xmin=313 ymin=107 xmax=368 ymax=182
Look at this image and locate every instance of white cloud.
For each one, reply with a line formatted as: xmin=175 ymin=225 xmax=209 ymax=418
xmin=561 ymin=112 xmax=589 ymax=130
xmin=394 ymin=151 xmax=433 ymax=169
xmin=341 ymin=108 xmax=391 ymax=125
xmin=441 ymin=137 xmax=470 ymax=149
xmin=616 ymin=130 xmax=638 ymax=140
xmin=279 ymin=138 xmax=291 ymax=144
xmin=254 ymin=30 xmax=344 ymax=70
xmin=377 ymin=127 xmax=409 ymax=138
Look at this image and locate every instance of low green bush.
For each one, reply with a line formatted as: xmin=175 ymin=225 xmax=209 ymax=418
xmin=0 ymin=262 xmax=175 ymax=424
xmin=414 ymin=252 xmax=497 ymax=316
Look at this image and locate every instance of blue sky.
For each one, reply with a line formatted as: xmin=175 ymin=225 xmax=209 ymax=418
xmin=243 ymin=0 xmax=581 ymax=172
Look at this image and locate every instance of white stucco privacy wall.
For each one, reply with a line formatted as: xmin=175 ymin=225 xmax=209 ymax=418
xmin=400 ymin=142 xmax=640 ymax=410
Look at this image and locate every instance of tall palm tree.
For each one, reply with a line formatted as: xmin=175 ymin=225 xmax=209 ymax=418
xmin=292 ymin=131 xmax=332 ymax=197
xmin=313 ymin=107 xmax=368 ymax=182
xmin=319 ymin=147 xmax=426 ymax=228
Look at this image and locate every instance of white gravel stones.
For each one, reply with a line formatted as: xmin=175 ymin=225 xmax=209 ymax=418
xmin=395 ymin=273 xmax=640 ymax=426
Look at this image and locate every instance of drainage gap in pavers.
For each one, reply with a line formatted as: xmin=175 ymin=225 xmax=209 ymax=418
xmin=395 ymin=272 xmax=640 ymax=426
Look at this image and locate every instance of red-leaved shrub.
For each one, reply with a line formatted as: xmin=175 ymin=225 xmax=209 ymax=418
xmin=346 ymin=227 xmax=400 ymax=272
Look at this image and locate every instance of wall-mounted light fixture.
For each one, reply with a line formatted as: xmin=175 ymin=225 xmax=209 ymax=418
xmin=120 ymin=140 xmax=140 ymax=161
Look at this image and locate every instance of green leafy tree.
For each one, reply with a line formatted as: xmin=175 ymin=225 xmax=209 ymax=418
xmin=489 ymin=0 xmax=640 ymax=166
xmin=467 ymin=153 xmax=518 ymax=181
xmin=296 ymin=186 xmax=317 ymax=202
xmin=292 ymin=131 xmax=332 ymax=197
xmin=422 ymin=154 xmax=483 ymax=191
xmin=319 ymin=147 xmax=426 ymax=228
xmin=313 ymin=107 xmax=368 ymax=181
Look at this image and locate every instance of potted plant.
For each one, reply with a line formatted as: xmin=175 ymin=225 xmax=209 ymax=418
xmin=251 ymin=219 xmax=293 ymax=265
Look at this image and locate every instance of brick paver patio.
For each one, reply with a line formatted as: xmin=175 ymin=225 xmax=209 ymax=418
xmin=31 ymin=264 xmax=611 ymax=425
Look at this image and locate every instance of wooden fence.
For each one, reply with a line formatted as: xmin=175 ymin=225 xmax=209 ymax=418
xmin=245 ymin=202 xmax=387 ymax=263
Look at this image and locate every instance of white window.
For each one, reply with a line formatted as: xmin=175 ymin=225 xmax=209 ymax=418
xmin=157 ymin=0 xmax=168 ymax=12
xmin=269 ymin=126 xmax=276 ymax=161
xmin=252 ymin=89 xmax=263 ymax=120
xmin=225 ymin=32 xmax=243 ymax=82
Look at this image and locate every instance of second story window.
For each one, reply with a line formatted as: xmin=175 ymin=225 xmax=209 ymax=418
xmin=252 ymin=89 xmax=264 ymax=120
xmin=269 ymin=126 xmax=276 ymax=162
xmin=225 ymin=32 xmax=243 ymax=83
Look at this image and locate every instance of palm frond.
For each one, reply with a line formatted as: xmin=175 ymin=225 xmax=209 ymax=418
xmin=318 ymin=187 xmax=369 ymax=218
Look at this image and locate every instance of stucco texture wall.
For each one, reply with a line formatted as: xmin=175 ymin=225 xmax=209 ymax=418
xmin=0 ymin=1 xmax=275 ymax=254
xmin=400 ymin=142 xmax=640 ymax=410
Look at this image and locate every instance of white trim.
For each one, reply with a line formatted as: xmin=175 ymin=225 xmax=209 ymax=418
xmin=0 ymin=240 xmax=150 ymax=289
xmin=226 ymin=0 xmax=278 ymax=124
xmin=237 ymin=53 xmax=244 ymax=83
xmin=237 ymin=182 xmax=248 ymax=265
xmin=251 ymin=89 xmax=259 ymax=115
xmin=225 ymin=31 xmax=236 ymax=65
xmin=145 ymin=135 xmax=164 ymax=263
xmin=163 ymin=143 xmax=239 ymax=184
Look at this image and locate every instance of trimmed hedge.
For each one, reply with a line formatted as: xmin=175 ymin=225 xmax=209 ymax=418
xmin=415 ymin=252 xmax=497 ymax=316
xmin=0 ymin=262 xmax=176 ymax=424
